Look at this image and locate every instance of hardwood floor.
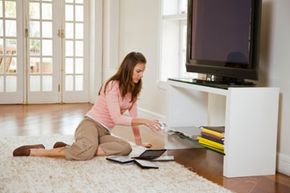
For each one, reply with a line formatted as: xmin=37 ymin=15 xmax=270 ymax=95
xmin=1 ymin=103 xmax=289 ymax=193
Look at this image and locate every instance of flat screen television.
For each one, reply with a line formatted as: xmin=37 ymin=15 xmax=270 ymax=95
xmin=186 ymin=0 xmax=262 ymax=85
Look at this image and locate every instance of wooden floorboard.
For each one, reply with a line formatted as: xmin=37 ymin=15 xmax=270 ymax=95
xmin=0 ymin=103 xmax=289 ymax=193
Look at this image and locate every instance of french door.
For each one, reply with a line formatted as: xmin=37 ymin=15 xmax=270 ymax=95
xmin=0 ymin=0 xmax=24 ymax=103
xmin=0 ymin=0 xmax=89 ymax=104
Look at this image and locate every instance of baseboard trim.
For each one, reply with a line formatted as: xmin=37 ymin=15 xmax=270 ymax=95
xmin=138 ymin=107 xmax=166 ymax=122
xmin=277 ymin=152 xmax=290 ymax=176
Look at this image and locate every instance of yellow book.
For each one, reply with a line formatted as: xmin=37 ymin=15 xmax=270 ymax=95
xmin=197 ymin=136 xmax=224 ymax=150
xmin=199 ymin=142 xmax=224 ymax=154
xmin=201 ymin=128 xmax=224 ymax=138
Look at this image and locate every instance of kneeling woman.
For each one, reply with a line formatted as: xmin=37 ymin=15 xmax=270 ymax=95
xmin=13 ymin=52 xmax=161 ymax=160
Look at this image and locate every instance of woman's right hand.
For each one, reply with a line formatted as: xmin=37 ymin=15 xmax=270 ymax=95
xmin=144 ymin=119 xmax=162 ymax=132
xmin=131 ymin=118 xmax=162 ymax=132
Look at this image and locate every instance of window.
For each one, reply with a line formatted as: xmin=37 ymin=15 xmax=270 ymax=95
xmin=160 ymin=0 xmax=197 ymax=82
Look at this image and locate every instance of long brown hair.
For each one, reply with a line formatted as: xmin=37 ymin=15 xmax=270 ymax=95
xmin=102 ymin=52 xmax=146 ymax=103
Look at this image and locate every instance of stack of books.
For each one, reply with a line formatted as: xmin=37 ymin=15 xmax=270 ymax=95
xmin=197 ymin=126 xmax=225 ymax=154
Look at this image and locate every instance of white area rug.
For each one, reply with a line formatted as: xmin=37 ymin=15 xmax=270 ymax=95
xmin=0 ymin=135 xmax=232 ymax=193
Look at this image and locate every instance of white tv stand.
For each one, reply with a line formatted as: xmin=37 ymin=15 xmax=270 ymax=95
xmin=166 ymin=79 xmax=279 ymax=177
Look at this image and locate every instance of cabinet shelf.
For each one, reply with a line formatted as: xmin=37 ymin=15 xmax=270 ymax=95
xmin=166 ymin=79 xmax=279 ymax=177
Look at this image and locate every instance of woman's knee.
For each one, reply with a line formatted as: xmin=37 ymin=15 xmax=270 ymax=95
xmin=118 ymin=142 xmax=132 ymax=156
xmin=100 ymin=141 xmax=132 ymax=156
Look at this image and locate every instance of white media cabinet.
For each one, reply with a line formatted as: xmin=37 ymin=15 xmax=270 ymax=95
xmin=166 ymin=79 xmax=279 ymax=177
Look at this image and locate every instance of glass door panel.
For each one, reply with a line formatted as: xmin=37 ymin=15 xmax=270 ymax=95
xmin=63 ymin=0 xmax=88 ymax=102
xmin=0 ymin=0 xmax=23 ymax=103
xmin=27 ymin=0 xmax=59 ymax=103
xmin=0 ymin=0 xmax=89 ymax=104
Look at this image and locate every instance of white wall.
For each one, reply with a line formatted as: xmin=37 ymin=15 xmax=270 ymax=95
xmin=120 ymin=0 xmax=167 ymax=120
xmin=103 ymin=0 xmax=166 ymax=120
xmin=260 ymin=0 xmax=290 ymax=176
xmin=103 ymin=0 xmax=290 ymax=175
xmin=89 ymin=0 xmax=103 ymax=103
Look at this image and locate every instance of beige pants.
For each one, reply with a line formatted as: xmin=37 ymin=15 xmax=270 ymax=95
xmin=64 ymin=117 xmax=132 ymax=160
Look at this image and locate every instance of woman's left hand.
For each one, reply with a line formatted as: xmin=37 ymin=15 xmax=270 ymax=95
xmin=141 ymin=143 xmax=152 ymax=148
xmin=135 ymin=139 xmax=152 ymax=148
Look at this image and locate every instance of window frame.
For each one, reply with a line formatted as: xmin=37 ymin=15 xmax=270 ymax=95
xmin=158 ymin=0 xmax=197 ymax=89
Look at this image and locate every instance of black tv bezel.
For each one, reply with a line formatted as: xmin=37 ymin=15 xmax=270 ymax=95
xmin=186 ymin=0 xmax=262 ymax=82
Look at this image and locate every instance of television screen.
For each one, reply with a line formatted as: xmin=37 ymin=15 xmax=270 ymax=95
xmin=186 ymin=0 xmax=262 ymax=84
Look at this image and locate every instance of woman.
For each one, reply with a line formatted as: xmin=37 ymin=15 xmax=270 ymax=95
xmin=13 ymin=52 xmax=162 ymax=160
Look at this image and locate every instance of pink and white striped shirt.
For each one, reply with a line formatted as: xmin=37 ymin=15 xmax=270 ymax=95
xmin=86 ymin=80 xmax=137 ymax=130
